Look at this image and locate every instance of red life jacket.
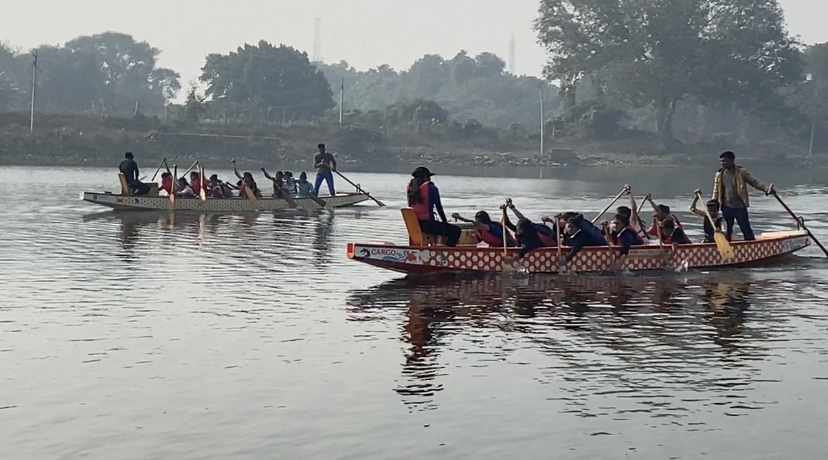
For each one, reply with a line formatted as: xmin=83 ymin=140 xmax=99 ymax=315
xmin=476 ymin=223 xmax=516 ymax=247
xmin=160 ymin=178 xmax=172 ymax=195
xmin=535 ymin=224 xmax=557 ymax=247
xmin=191 ymin=181 xmax=202 ymax=195
xmin=407 ymin=181 xmax=432 ymax=221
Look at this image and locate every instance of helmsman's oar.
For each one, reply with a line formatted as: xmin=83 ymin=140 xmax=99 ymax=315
xmin=334 ymin=170 xmax=386 ymax=207
xmin=773 ymin=189 xmax=828 ymax=257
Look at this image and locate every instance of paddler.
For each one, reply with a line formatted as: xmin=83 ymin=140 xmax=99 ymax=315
xmin=207 ymin=174 xmax=234 ymax=198
xmin=615 ymin=184 xmax=650 ymax=243
xmin=560 ymin=214 xmax=608 ymax=266
xmin=407 ymin=166 xmax=462 ymax=247
xmin=189 ymin=171 xmax=203 ymax=196
xmin=313 ymin=143 xmax=337 ymax=196
xmin=660 ymin=219 xmax=692 ymax=249
xmin=231 ymin=160 xmax=263 ymax=198
xmin=451 ymin=210 xmax=517 ymax=247
xmin=690 ymin=190 xmax=724 ymax=243
xmin=159 ymin=172 xmax=173 ymax=195
xmin=712 ymin=151 xmax=774 ymax=241
xmin=607 ymin=213 xmax=645 ymax=269
xmin=646 ymin=202 xmax=681 ymax=237
xmin=504 ymin=200 xmax=557 ymax=247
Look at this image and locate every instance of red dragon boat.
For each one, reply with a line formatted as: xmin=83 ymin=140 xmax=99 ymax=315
xmin=347 ymin=208 xmax=812 ymax=275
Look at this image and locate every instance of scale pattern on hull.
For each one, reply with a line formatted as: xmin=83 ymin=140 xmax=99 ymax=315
xmin=348 ymin=231 xmax=810 ymax=274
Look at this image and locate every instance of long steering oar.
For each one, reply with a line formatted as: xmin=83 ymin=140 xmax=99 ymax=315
xmin=773 ymin=189 xmax=828 ymax=257
xmin=698 ymin=192 xmax=734 ymax=259
xmin=333 ymin=171 xmax=386 ymax=207
xmin=592 ymin=188 xmax=627 ymax=224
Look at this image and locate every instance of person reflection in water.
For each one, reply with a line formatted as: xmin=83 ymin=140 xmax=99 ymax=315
xmin=407 ymin=167 xmax=462 ymax=247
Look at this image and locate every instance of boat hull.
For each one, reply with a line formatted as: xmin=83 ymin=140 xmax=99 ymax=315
xmin=81 ymin=192 xmax=369 ymax=211
xmin=347 ymin=230 xmax=811 ymax=274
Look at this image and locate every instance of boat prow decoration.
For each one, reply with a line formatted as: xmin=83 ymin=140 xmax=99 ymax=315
xmin=347 ymin=209 xmax=811 ymax=275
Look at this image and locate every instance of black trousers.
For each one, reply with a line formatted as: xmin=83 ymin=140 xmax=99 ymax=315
xmin=130 ymin=181 xmax=151 ymax=196
xmin=419 ymin=219 xmax=462 ymax=247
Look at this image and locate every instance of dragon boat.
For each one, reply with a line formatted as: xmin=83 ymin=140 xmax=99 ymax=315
xmin=347 ymin=208 xmax=811 ymax=275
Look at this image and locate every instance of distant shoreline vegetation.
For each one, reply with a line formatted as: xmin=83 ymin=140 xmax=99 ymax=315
xmin=1 ymin=0 xmax=826 ymax=162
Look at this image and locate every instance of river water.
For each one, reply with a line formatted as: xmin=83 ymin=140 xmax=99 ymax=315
xmin=1 ymin=165 xmax=828 ymax=460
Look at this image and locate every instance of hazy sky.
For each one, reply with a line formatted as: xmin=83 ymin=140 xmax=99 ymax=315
xmin=3 ymin=0 xmax=827 ymax=89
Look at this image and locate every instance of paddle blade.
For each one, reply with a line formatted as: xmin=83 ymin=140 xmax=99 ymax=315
xmin=714 ymin=232 xmax=735 ymax=259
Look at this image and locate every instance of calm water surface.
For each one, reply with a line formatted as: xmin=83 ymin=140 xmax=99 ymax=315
xmin=2 ymin=166 xmax=828 ymax=460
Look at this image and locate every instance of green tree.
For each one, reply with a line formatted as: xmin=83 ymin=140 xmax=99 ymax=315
xmin=65 ymin=32 xmax=180 ymax=115
xmin=200 ymin=40 xmax=335 ymax=119
xmin=32 ymin=45 xmax=108 ymax=113
xmin=536 ymin=0 xmax=803 ymax=147
xmin=0 ymin=43 xmax=25 ymax=111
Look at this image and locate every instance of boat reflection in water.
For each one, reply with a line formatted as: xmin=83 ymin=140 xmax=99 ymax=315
xmin=82 ymin=210 xmax=338 ymax=269
xmin=345 ymin=272 xmax=809 ymax=415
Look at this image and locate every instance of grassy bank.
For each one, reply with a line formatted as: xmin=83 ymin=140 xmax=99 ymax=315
xmin=0 ymin=112 xmax=816 ymax=170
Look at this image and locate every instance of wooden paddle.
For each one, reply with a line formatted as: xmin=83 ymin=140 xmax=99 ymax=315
xmin=591 ymin=187 xmax=627 ymax=224
xmin=698 ymin=192 xmax=734 ymax=259
xmin=637 ymin=194 xmax=650 ymax=214
xmin=169 ymin=165 xmax=177 ymax=210
xmin=199 ymin=166 xmax=207 ymax=202
xmin=653 ymin=216 xmax=667 ymax=268
xmin=306 ymin=192 xmax=329 ymax=209
xmin=501 ymin=205 xmax=515 ymax=273
xmin=333 ymin=170 xmax=386 ymax=206
xmin=773 ymin=189 xmax=828 ymax=257
xmin=150 ymin=157 xmax=167 ymax=182
xmin=556 ymin=219 xmax=565 ymax=275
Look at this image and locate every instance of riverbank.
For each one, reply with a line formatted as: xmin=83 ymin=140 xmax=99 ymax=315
xmin=0 ymin=112 xmax=818 ymax=170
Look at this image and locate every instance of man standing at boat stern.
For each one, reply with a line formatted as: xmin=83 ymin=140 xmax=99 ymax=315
xmin=712 ymin=151 xmax=774 ymax=241
xmin=119 ymin=152 xmax=151 ymax=195
xmin=313 ymin=143 xmax=337 ymax=197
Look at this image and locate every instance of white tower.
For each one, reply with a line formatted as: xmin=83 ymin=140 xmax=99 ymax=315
xmin=313 ymin=18 xmax=323 ymax=63
xmin=508 ymin=34 xmax=516 ymax=74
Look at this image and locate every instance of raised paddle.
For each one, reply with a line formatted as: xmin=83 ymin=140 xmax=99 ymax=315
xmin=170 ymin=165 xmax=177 ymax=210
xmin=591 ymin=187 xmax=627 ymax=224
xmin=773 ymin=189 xmax=828 ymax=257
xmin=150 ymin=157 xmax=167 ymax=182
xmin=501 ymin=204 xmax=515 ymax=273
xmin=333 ymin=170 xmax=386 ymax=207
xmin=697 ymin=192 xmax=734 ymax=259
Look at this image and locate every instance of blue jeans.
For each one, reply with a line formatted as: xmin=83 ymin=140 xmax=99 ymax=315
xmin=314 ymin=172 xmax=335 ymax=196
xmin=721 ymin=204 xmax=755 ymax=241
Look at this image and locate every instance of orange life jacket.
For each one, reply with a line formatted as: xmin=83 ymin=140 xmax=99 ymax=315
xmin=407 ymin=181 xmax=432 ymax=221
xmin=476 ymin=223 xmax=516 ymax=247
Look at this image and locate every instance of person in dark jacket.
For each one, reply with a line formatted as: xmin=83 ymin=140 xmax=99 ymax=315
xmin=118 ymin=152 xmax=150 ymax=195
xmin=560 ymin=215 xmax=608 ymax=265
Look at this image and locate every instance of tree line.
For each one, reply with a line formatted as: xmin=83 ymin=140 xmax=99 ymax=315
xmin=1 ymin=0 xmax=828 ymax=154
xmin=535 ymin=0 xmax=828 ymax=150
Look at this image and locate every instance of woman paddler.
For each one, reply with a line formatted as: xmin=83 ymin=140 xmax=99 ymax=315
xmin=407 ymin=167 xmax=462 ymax=247
xmin=451 ymin=210 xmax=517 ymax=247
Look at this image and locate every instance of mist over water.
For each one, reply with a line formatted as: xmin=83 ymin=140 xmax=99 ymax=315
xmin=2 ymin=166 xmax=828 ymax=460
